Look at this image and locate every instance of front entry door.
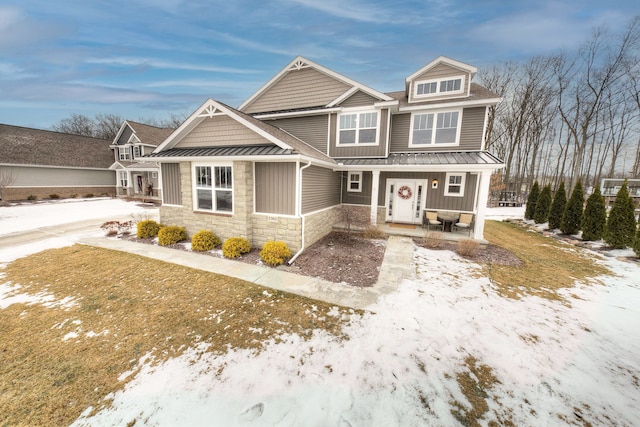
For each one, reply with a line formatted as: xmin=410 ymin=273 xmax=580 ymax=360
xmin=393 ymin=181 xmax=417 ymax=223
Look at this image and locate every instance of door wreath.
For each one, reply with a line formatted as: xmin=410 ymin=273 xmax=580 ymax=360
xmin=397 ymin=185 xmax=413 ymax=200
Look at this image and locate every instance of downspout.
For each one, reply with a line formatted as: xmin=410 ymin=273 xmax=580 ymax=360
xmin=288 ymin=161 xmax=312 ymax=265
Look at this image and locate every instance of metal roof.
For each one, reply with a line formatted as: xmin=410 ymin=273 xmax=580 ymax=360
xmin=146 ymin=144 xmax=293 ymax=158
xmin=336 ymin=151 xmax=504 ymax=167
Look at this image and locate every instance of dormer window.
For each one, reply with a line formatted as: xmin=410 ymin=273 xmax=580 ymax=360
xmin=338 ymin=111 xmax=379 ymax=145
xmin=133 ymin=145 xmax=141 ymax=159
xmin=118 ymin=146 xmax=131 ymax=161
xmin=414 ymin=76 xmax=465 ymax=99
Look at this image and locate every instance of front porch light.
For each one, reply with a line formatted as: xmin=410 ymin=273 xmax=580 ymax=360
xmin=432 ymin=179 xmax=438 ymax=189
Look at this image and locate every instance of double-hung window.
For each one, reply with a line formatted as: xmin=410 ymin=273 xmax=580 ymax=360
xmin=118 ymin=146 xmax=131 ymax=161
xmin=410 ymin=110 xmax=461 ymax=146
xmin=118 ymin=171 xmax=128 ymax=188
xmin=338 ymin=111 xmax=378 ymax=145
xmin=347 ymin=172 xmax=362 ymax=192
xmin=445 ymin=173 xmax=465 ymax=197
xmin=133 ymin=145 xmax=141 ymax=159
xmin=194 ymin=165 xmax=233 ymax=213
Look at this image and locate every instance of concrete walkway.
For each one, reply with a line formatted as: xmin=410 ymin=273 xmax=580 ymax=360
xmin=79 ymin=235 xmax=416 ymax=310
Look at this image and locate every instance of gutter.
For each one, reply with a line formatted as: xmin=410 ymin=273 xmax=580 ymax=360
xmin=288 ymin=161 xmax=312 ymax=265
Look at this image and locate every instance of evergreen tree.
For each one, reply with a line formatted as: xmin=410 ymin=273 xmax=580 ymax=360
xmin=560 ymin=180 xmax=584 ymax=235
xmin=524 ymin=181 xmax=540 ymax=220
xmin=632 ymin=225 xmax=640 ymax=258
xmin=548 ymin=181 xmax=567 ymax=230
xmin=533 ymin=184 xmax=552 ymax=224
xmin=582 ymin=185 xmax=607 ymax=241
xmin=605 ymin=181 xmax=637 ymax=249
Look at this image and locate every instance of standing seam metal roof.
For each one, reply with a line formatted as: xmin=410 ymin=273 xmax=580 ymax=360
xmin=335 ymin=151 xmax=503 ymax=166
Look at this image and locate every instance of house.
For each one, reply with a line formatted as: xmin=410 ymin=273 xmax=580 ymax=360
xmin=109 ymin=121 xmax=175 ymax=202
xmin=600 ymin=178 xmax=640 ymax=208
xmin=147 ymin=56 xmax=504 ymax=253
xmin=0 ymin=123 xmax=115 ymax=201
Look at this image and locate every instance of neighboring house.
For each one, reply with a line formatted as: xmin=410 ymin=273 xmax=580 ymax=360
xmin=147 ymin=56 xmax=504 ymax=252
xmin=109 ymin=121 xmax=175 ymax=201
xmin=601 ymin=178 xmax=640 ymax=207
xmin=0 ymin=123 xmax=115 ymax=201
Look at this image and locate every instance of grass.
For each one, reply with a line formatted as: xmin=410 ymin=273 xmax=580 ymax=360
xmin=0 ymin=245 xmax=357 ymax=426
xmin=482 ymin=221 xmax=610 ymax=301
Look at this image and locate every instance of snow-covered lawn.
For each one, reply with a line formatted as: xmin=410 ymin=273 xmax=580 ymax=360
xmin=1 ymin=202 xmax=639 ymax=425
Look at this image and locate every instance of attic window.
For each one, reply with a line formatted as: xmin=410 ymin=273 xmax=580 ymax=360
xmin=414 ymin=76 xmax=465 ymax=98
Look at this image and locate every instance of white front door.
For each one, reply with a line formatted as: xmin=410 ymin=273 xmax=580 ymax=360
xmin=393 ymin=181 xmax=417 ymax=223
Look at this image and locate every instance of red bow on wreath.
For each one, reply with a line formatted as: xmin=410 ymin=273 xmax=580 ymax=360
xmin=397 ymin=186 xmax=412 ymax=200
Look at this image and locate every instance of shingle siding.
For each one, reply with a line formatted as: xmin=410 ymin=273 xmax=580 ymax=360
xmin=339 ymin=91 xmax=380 ymax=107
xmin=175 ymin=115 xmax=271 ymax=148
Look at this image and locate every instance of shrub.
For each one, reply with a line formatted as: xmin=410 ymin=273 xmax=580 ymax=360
xmin=27 ymin=195 xmax=37 ymax=201
xmin=362 ymin=226 xmax=386 ymax=239
xmin=222 ymin=237 xmax=251 ymax=259
xmin=457 ymin=239 xmax=479 ymax=257
xmin=191 ymin=230 xmax=221 ymax=251
xmin=605 ymin=180 xmax=637 ymax=249
xmin=158 ymin=225 xmax=187 ymax=246
xmin=524 ymin=181 xmax=540 ymax=220
xmin=560 ymin=180 xmax=584 ymax=235
xmin=422 ymin=232 xmax=444 ymax=249
xmin=70 ymin=194 xmax=78 ymax=198
xmin=633 ymin=226 xmax=640 ymax=258
xmin=260 ymin=241 xmax=292 ymax=266
xmin=101 ymin=221 xmax=119 ymax=236
xmin=84 ymin=193 xmax=94 ymax=198
xmin=533 ymin=184 xmax=552 ymax=224
xmin=548 ymin=181 xmax=567 ymax=230
xmin=137 ymin=219 xmax=161 ymax=238
xmin=49 ymin=194 xmax=60 ymax=199
xmin=582 ymin=185 xmax=607 ymax=241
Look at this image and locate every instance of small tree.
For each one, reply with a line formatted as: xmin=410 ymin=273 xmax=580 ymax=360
xmin=582 ymin=185 xmax=607 ymax=241
xmin=0 ymin=167 xmax=17 ymax=201
xmin=548 ymin=181 xmax=567 ymax=230
xmin=524 ymin=181 xmax=540 ymax=220
xmin=605 ymin=181 xmax=637 ymax=249
xmin=560 ymin=180 xmax=584 ymax=235
xmin=533 ymin=184 xmax=552 ymax=224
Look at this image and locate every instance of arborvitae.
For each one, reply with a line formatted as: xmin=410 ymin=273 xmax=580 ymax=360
xmin=560 ymin=180 xmax=584 ymax=235
xmin=605 ymin=181 xmax=637 ymax=249
xmin=533 ymin=184 xmax=552 ymax=224
xmin=632 ymin=225 xmax=640 ymax=258
xmin=582 ymin=185 xmax=607 ymax=241
xmin=548 ymin=181 xmax=567 ymax=230
xmin=524 ymin=181 xmax=540 ymax=220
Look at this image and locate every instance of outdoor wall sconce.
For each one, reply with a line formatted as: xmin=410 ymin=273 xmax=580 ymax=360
xmin=432 ymin=179 xmax=438 ymax=189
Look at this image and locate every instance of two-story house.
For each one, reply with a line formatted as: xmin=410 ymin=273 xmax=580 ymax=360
xmin=147 ymin=56 xmax=504 ymax=253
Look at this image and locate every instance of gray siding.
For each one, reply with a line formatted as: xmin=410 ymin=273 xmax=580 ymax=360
xmin=116 ymin=126 xmax=133 ymax=145
xmin=175 ymin=116 xmax=271 ymax=148
xmin=302 ymin=165 xmax=341 ymax=214
xmin=266 ymin=115 xmax=329 ymax=154
xmin=255 ymin=162 xmax=296 ymax=215
xmin=341 ymin=171 xmax=373 ymax=205
xmin=7 ymin=165 xmax=114 ymax=186
xmin=389 ymin=107 xmax=485 ymax=153
xmin=161 ymin=163 xmax=182 ymax=205
xmin=329 ymin=109 xmax=389 ymax=158
xmin=244 ymin=67 xmax=351 ymax=114
xmin=408 ymin=63 xmax=471 ymax=103
xmin=339 ymin=91 xmax=380 ymax=107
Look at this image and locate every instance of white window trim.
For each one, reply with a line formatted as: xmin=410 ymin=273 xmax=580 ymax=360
xmin=414 ymin=75 xmax=466 ymax=99
xmin=408 ymin=108 xmax=463 ymax=147
xmin=118 ymin=146 xmax=131 ymax=161
xmin=192 ymin=162 xmax=234 ymax=214
xmin=133 ymin=145 xmax=141 ymax=159
xmin=118 ymin=171 xmax=128 ymax=188
xmin=336 ymin=109 xmax=380 ymax=146
xmin=347 ymin=171 xmax=363 ymax=193
xmin=444 ymin=172 xmax=466 ymax=197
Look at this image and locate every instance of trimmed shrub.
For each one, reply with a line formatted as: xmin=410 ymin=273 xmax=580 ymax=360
xmin=524 ymin=181 xmax=540 ymax=220
xmin=582 ymin=185 xmax=607 ymax=241
xmin=27 ymin=195 xmax=37 ymax=201
xmin=84 ymin=193 xmax=94 ymax=198
xmin=222 ymin=237 xmax=251 ymax=259
xmin=49 ymin=194 xmax=60 ymax=199
xmin=260 ymin=241 xmax=292 ymax=266
xmin=137 ymin=219 xmax=161 ymax=238
xmin=560 ymin=180 xmax=584 ymax=235
xmin=548 ymin=181 xmax=567 ymax=230
xmin=158 ymin=225 xmax=187 ymax=246
xmin=533 ymin=184 xmax=552 ymax=224
xmin=605 ymin=181 xmax=637 ymax=249
xmin=191 ymin=230 xmax=221 ymax=251
xmin=362 ymin=226 xmax=386 ymax=239
xmin=457 ymin=239 xmax=480 ymax=257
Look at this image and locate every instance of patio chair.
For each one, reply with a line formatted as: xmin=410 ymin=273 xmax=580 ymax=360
xmin=454 ymin=213 xmax=474 ymax=236
xmin=423 ymin=210 xmax=443 ymax=231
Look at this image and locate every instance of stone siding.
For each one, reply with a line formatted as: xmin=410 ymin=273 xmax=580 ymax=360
xmin=251 ymin=214 xmax=302 ymax=252
xmin=304 ymin=206 xmax=341 ymax=247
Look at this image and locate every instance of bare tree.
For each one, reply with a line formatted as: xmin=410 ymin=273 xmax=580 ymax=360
xmin=0 ymin=167 xmax=17 ymax=201
xmin=51 ymin=113 xmax=95 ymax=137
xmin=94 ymin=113 xmax=125 ymax=140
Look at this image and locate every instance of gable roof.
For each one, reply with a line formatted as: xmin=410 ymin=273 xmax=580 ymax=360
xmin=239 ymin=56 xmax=393 ymax=113
xmin=112 ymin=120 xmax=175 ymax=146
xmin=0 ymin=123 xmax=113 ymax=169
xmin=405 ymin=56 xmax=477 ymax=85
xmin=387 ymin=83 xmax=501 ymax=109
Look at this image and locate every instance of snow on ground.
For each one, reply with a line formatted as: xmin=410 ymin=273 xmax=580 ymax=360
xmin=2 ymin=203 xmax=639 ymax=425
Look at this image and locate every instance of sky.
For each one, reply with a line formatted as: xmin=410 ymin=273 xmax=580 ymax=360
xmin=0 ymin=0 xmax=638 ymax=131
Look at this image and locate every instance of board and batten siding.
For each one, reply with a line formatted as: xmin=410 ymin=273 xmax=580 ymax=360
xmin=302 ymin=165 xmax=341 ymax=214
xmin=379 ymin=172 xmax=477 ymax=212
xmin=175 ymin=116 xmax=271 ymax=148
xmin=341 ymin=171 xmax=373 ymax=205
xmin=161 ymin=163 xmax=182 ymax=205
xmin=254 ymin=162 xmax=296 ymax=215
xmin=243 ymin=67 xmax=351 ymax=114
xmin=266 ymin=115 xmax=329 ymax=154
xmin=408 ymin=63 xmax=471 ymax=103
xmin=339 ymin=91 xmax=380 ymax=108
xmin=389 ymin=107 xmax=485 ymax=153
xmin=328 ymin=109 xmax=389 ymax=158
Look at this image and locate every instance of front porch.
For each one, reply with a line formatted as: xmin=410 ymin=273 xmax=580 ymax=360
xmin=333 ymin=221 xmax=488 ymax=244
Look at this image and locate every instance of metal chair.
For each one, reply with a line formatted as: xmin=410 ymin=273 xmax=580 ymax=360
xmin=453 ymin=213 xmax=474 ymax=236
xmin=423 ymin=210 xmax=443 ymax=231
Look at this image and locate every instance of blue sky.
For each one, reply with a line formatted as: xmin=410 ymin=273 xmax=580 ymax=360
xmin=0 ymin=0 xmax=637 ymax=131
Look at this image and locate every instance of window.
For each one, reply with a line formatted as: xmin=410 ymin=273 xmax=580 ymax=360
xmin=440 ymin=78 xmax=462 ymax=92
xmin=414 ymin=76 xmax=465 ymax=98
xmin=445 ymin=173 xmax=465 ymax=197
xmin=118 ymin=171 xmax=128 ymax=187
xmin=338 ymin=111 xmax=378 ymax=145
xmin=347 ymin=172 xmax=362 ymax=192
xmin=416 ymin=81 xmax=437 ymax=95
xmin=410 ymin=110 xmax=461 ymax=146
xmin=194 ymin=165 xmax=233 ymax=212
xmin=118 ymin=146 xmax=131 ymax=161
xmin=133 ymin=145 xmax=141 ymax=159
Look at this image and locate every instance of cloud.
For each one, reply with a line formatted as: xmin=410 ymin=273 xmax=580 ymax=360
xmin=0 ymin=6 xmax=68 ymax=51
xmin=283 ymin=0 xmax=410 ymax=24
xmin=85 ymin=57 xmax=259 ymax=74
